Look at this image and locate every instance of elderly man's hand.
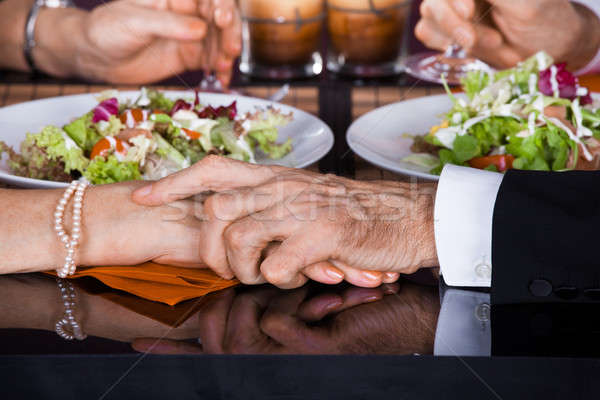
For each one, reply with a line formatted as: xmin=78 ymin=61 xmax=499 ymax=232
xmin=132 ymin=156 xmax=438 ymax=289
xmin=415 ymin=0 xmax=600 ymax=70
xmin=37 ymin=0 xmax=241 ymax=85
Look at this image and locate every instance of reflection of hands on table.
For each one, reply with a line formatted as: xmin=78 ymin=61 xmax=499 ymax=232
xmin=132 ymin=281 xmax=440 ymax=355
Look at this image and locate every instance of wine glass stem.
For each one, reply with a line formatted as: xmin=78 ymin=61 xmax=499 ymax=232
xmin=444 ymin=44 xmax=466 ymax=59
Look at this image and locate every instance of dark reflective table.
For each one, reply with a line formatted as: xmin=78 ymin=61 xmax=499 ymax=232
xmin=2 ymin=273 xmax=600 ymax=398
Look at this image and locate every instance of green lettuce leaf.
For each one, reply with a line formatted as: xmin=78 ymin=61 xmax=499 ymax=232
xmin=248 ymin=130 xmax=292 ymax=159
xmin=30 ymin=126 xmax=89 ymax=173
xmin=461 ymin=71 xmax=490 ymax=100
xmin=452 ymin=134 xmax=481 ymax=163
xmin=212 ymin=119 xmax=254 ymax=161
xmin=63 ymin=112 xmax=103 ymax=153
xmin=153 ymin=133 xmax=189 ymax=169
xmin=147 ymin=89 xmax=175 ymax=112
xmin=0 ymin=140 xmax=72 ymax=182
xmin=84 ymin=155 xmax=141 ymax=184
xmin=95 ymin=115 xmax=123 ymax=137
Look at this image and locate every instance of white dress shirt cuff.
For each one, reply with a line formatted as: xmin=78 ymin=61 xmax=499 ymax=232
xmin=573 ymin=0 xmax=600 ymax=75
xmin=434 ymin=165 xmax=504 ymax=287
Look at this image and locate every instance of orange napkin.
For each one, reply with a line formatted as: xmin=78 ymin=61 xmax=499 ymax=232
xmin=45 ymin=262 xmax=238 ymax=306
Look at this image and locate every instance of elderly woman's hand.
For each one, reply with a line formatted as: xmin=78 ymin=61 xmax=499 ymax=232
xmin=36 ymin=0 xmax=241 ymax=85
xmin=133 ymin=156 xmax=438 ymax=289
xmin=415 ymin=0 xmax=600 ymax=70
xmin=78 ymin=181 xmax=206 ymax=268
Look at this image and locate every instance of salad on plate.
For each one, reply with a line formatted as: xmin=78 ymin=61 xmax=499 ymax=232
xmin=404 ymin=52 xmax=600 ymax=175
xmin=0 ymin=89 xmax=293 ymax=184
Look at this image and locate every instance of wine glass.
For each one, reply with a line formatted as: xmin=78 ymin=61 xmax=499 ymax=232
xmin=404 ymin=43 xmax=493 ymax=85
xmin=199 ymin=7 xmax=225 ymax=93
xmin=405 ymin=0 xmax=495 ymax=85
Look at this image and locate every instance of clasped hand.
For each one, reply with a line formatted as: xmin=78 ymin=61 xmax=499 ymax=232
xmin=133 ymin=156 xmax=439 ymax=289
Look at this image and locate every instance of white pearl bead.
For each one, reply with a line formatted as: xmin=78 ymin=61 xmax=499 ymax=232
xmin=72 ymin=221 xmax=80 ymax=228
xmin=71 ymin=233 xmax=80 ymax=240
xmin=60 ymin=236 xmax=69 ymax=243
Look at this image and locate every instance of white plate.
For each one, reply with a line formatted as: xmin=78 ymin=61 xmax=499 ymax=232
xmin=348 ymin=92 xmax=600 ymax=180
xmin=0 ymin=91 xmax=334 ymax=188
xmin=347 ymin=93 xmax=456 ymax=181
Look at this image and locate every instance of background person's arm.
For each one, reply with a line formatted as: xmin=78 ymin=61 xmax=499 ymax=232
xmin=0 ymin=0 xmax=241 ymax=85
xmin=415 ymin=0 xmax=600 ymax=71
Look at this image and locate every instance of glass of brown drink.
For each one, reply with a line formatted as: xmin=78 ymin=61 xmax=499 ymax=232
xmin=239 ymin=0 xmax=325 ymax=79
xmin=326 ymin=0 xmax=411 ymax=77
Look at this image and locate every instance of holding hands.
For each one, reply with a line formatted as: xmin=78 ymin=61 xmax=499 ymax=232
xmin=132 ymin=156 xmax=439 ymax=288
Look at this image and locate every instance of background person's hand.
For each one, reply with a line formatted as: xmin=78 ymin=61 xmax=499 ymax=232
xmin=415 ymin=0 xmax=600 ymax=70
xmin=36 ymin=0 xmax=241 ymax=84
xmin=132 ymin=156 xmax=437 ymax=289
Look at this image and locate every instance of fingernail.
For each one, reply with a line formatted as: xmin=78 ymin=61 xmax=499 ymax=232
xmin=134 ymin=185 xmax=152 ymax=198
xmin=383 ymin=286 xmax=397 ymax=295
xmin=326 ymin=267 xmax=344 ymax=281
xmin=384 ymin=272 xmax=398 ymax=281
xmin=454 ymin=27 xmax=474 ymax=48
xmin=362 ymin=271 xmax=380 ymax=281
xmin=362 ymin=295 xmax=380 ymax=303
xmin=188 ymin=20 xmax=207 ymax=38
xmin=325 ymin=298 xmax=343 ymax=311
xmin=214 ymin=8 xmax=233 ymax=26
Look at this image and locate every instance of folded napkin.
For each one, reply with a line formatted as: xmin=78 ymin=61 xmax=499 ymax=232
xmin=45 ymin=262 xmax=238 ymax=306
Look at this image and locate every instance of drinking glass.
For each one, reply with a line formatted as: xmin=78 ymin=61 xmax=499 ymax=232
xmin=404 ymin=0 xmax=494 ymax=85
xmin=326 ymin=0 xmax=411 ymax=77
xmin=404 ymin=44 xmax=493 ymax=85
xmin=239 ymin=0 xmax=325 ymax=79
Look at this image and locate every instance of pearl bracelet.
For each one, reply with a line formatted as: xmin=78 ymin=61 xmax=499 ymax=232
xmin=54 ymin=178 xmax=89 ymax=278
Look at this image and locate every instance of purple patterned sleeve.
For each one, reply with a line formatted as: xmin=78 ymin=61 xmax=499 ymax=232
xmin=572 ymin=0 xmax=600 ymax=75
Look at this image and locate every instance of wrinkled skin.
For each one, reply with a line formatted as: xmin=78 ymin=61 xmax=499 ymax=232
xmin=133 ymin=156 xmax=439 ymax=289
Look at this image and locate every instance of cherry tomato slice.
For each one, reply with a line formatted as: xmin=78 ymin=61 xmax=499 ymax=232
xmin=119 ymin=108 xmax=147 ymax=126
xmin=469 ymin=155 xmax=515 ymax=172
xmin=89 ymin=137 xmax=127 ymax=160
xmin=182 ymin=127 xmax=202 ymax=140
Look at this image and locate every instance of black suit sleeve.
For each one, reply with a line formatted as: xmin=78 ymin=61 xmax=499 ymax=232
xmin=491 ymin=170 xmax=600 ymax=304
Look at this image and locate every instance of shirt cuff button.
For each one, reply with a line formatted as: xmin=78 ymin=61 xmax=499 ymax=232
xmin=475 ymin=263 xmax=491 ymax=279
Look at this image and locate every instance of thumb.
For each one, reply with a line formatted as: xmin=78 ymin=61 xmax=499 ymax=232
xmin=132 ymin=156 xmax=279 ymax=206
